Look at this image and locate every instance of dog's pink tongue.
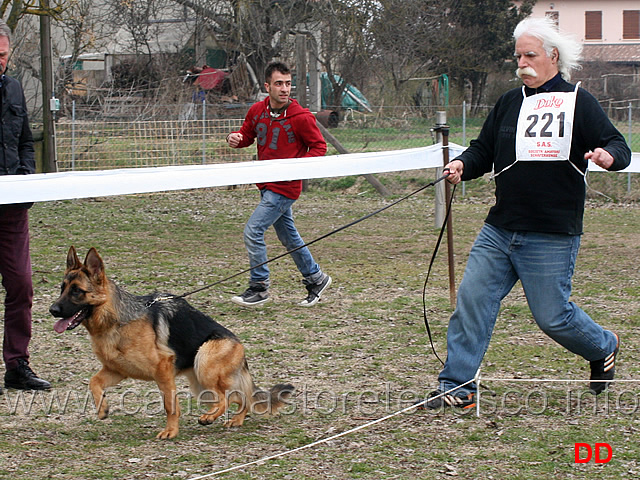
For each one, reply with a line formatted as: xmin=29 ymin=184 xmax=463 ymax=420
xmin=54 ymin=318 xmax=72 ymax=333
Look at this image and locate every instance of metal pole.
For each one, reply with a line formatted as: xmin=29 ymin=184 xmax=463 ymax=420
xmin=202 ymin=99 xmax=206 ymax=164
xmin=434 ymin=111 xmax=456 ymax=308
xmin=462 ymin=101 xmax=467 ymax=197
xmin=628 ymin=102 xmax=632 ymax=195
xmin=40 ymin=4 xmax=56 ymax=172
xmin=442 ymin=125 xmax=456 ymax=309
xmin=71 ymin=100 xmax=76 ymax=170
xmin=434 ymin=112 xmax=446 ymax=228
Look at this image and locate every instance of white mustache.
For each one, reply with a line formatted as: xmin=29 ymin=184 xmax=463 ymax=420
xmin=516 ymin=67 xmax=538 ymax=78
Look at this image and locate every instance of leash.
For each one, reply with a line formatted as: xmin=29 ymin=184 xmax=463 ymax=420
xmin=147 ymin=169 xmax=457 ymax=369
xmin=421 ymin=182 xmax=457 ymax=366
xmin=173 ymin=171 xmax=451 ymax=301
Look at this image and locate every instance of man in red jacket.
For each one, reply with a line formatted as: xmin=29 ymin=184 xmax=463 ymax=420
xmin=226 ymin=61 xmax=331 ymax=307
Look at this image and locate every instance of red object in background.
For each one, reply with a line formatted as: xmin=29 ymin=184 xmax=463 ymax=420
xmin=195 ymin=67 xmax=227 ymax=91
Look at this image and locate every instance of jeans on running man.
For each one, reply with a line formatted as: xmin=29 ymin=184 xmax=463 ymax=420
xmin=437 ymin=223 xmax=618 ymax=397
xmin=244 ymin=189 xmax=324 ymax=288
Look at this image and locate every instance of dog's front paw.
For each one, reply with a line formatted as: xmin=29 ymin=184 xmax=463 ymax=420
xmin=223 ymin=417 xmax=245 ymax=428
xmin=156 ymin=427 xmax=179 ymax=440
xmin=97 ymin=405 xmax=109 ymax=420
xmin=198 ymin=413 xmax=217 ymax=425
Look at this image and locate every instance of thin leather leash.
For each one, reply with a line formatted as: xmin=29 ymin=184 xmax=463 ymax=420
xmin=422 ymin=181 xmax=457 ymax=366
xmin=172 ymin=171 xmax=452 ymax=301
xmin=146 ymin=170 xmax=457 ymax=370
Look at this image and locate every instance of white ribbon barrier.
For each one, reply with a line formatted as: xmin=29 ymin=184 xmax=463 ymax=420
xmin=0 ymin=143 xmax=637 ymax=204
xmin=588 ymin=152 xmax=640 ymax=173
xmin=0 ymin=143 xmax=466 ymax=205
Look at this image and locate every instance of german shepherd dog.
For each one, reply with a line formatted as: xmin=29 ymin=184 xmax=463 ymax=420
xmin=49 ymin=246 xmax=293 ymax=439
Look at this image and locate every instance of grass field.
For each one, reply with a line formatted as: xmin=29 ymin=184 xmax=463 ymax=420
xmin=0 ymin=178 xmax=639 ymax=479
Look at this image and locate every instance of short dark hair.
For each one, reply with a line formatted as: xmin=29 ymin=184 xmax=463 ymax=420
xmin=265 ymin=62 xmax=290 ymax=83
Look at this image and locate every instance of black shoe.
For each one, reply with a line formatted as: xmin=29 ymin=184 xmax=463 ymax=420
xmin=4 ymin=359 xmax=51 ymax=391
xmin=231 ymin=286 xmax=270 ymax=307
xmin=589 ymin=333 xmax=619 ymax=395
xmin=299 ymin=274 xmax=332 ymax=307
xmin=416 ymin=390 xmax=476 ymax=410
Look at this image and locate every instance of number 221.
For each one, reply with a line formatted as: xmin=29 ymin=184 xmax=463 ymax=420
xmin=525 ymin=112 xmax=565 ymax=137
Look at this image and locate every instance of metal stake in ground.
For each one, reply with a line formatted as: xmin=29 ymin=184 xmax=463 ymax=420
xmin=433 ymin=111 xmax=456 ymax=308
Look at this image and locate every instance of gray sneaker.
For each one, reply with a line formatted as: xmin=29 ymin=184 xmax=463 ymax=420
xmin=231 ymin=287 xmax=270 ymax=307
xmin=299 ymin=274 xmax=332 ymax=307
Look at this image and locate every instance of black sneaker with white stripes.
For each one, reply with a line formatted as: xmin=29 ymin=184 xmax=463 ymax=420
xmin=299 ymin=274 xmax=332 ymax=307
xmin=416 ymin=390 xmax=476 ymax=410
xmin=231 ymin=286 xmax=270 ymax=307
xmin=589 ymin=333 xmax=619 ymax=395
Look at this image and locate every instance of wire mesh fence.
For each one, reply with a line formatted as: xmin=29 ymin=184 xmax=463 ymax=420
xmin=51 ymin=101 xmax=640 ymax=200
xmin=55 ymin=117 xmax=250 ymax=171
xmin=53 ymin=103 xmax=449 ymax=172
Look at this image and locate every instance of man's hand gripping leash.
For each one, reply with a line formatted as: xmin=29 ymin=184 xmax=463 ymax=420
xmin=443 ymin=159 xmax=464 ymax=184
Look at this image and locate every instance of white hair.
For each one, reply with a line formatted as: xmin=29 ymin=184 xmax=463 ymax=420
xmin=514 ymin=16 xmax=582 ymax=82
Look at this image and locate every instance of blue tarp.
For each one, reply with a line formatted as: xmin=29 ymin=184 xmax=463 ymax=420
xmin=293 ymin=73 xmax=372 ymax=111
xmin=320 ymin=73 xmax=371 ymax=111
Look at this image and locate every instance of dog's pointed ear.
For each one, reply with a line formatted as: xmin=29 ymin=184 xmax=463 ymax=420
xmin=84 ymin=248 xmax=106 ymax=283
xmin=66 ymin=246 xmax=82 ymax=271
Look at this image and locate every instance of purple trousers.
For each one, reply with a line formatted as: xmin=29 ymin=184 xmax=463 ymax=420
xmin=0 ymin=206 xmax=33 ymax=370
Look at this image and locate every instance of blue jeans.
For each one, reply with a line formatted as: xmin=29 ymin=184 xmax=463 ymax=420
xmin=244 ymin=189 xmax=322 ymax=288
xmin=438 ymin=223 xmax=617 ymax=396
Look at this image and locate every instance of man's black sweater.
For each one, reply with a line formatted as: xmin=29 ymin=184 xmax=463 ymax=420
xmin=458 ymin=74 xmax=631 ymax=235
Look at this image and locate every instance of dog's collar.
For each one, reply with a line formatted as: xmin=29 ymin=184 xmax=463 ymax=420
xmin=145 ymin=295 xmax=175 ymax=308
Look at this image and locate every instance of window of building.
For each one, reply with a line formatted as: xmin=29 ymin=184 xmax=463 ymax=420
xmin=585 ymin=11 xmax=602 ymax=40
xmin=623 ymin=10 xmax=640 ymax=39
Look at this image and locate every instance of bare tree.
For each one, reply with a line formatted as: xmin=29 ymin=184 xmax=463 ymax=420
xmin=0 ymin=0 xmax=62 ymax=30
xmin=310 ymin=0 xmax=366 ymax=107
xmin=368 ymin=0 xmax=442 ymax=99
xmin=106 ymin=0 xmax=171 ymax=55
xmin=171 ymin=0 xmax=318 ymax=83
xmin=0 ymin=1 xmax=65 ymax=118
xmin=55 ymin=0 xmax=113 ymax=110
xmin=435 ymin=0 xmax=534 ymax=111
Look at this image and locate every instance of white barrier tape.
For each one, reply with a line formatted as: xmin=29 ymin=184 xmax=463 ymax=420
xmin=588 ymin=151 xmax=640 ymax=172
xmin=0 ymin=144 xmax=466 ymax=205
xmin=1 ymin=143 xmax=636 ymax=205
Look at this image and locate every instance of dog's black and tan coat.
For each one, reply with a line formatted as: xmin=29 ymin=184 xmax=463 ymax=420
xmin=50 ymin=247 xmax=293 ymax=439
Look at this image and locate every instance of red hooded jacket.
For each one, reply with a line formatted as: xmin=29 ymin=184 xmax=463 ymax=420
xmin=232 ymin=97 xmax=327 ymax=199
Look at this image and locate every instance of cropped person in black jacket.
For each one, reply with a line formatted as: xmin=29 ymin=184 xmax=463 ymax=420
xmin=424 ymin=17 xmax=631 ymax=410
xmin=0 ymin=19 xmax=50 ymax=394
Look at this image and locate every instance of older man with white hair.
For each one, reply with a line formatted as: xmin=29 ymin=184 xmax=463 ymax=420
xmin=424 ymin=17 xmax=631 ymax=409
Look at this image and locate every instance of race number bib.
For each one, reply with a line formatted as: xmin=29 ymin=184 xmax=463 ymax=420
xmin=515 ymin=85 xmax=578 ymax=161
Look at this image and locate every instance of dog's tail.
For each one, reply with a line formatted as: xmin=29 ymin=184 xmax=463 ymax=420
xmin=193 ymin=340 xmax=294 ymax=422
xmin=250 ymin=382 xmax=295 ymax=416
xmin=234 ymin=360 xmax=294 ymax=416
